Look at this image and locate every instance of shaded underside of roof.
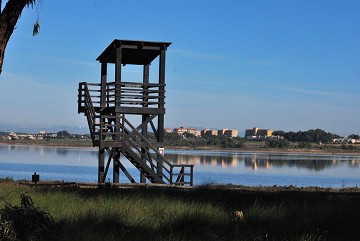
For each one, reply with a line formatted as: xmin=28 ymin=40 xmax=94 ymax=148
xmin=96 ymin=39 xmax=172 ymax=65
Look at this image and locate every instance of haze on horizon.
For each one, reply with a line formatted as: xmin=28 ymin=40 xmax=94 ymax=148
xmin=0 ymin=1 xmax=359 ymax=137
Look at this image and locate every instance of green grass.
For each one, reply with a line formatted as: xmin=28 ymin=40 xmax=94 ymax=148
xmin=1 ymin=181 xmax=360 ymax=241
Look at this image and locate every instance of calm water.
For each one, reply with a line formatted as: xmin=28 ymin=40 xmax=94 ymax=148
xmin=0 ymin=144 xmax=360 ymax=187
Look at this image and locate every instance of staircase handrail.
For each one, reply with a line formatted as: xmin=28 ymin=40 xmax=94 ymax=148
xmin=121 ymin=118 xmax=172 ymax=183
xmin=121 ymin=115 xmax=193 ymax=185
xmin=78 ymin=82 xmax=99 ymax=144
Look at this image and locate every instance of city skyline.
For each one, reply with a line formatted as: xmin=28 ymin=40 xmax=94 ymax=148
xmin=0 ymin=123 xmax=352 ymax=139
xmin=0 ymin=1 xmax=359 ymax=137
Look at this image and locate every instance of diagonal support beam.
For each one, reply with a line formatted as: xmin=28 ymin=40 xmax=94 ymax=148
xmin=104 ymin=147 xmax=114 ymax=180
xmin=118 ymin=162 xmax=136 ymax=183
xmin=150 ymin=120 xmax=158 ymax=140
xmin=135 ymin=114 xmax=157 ymax=133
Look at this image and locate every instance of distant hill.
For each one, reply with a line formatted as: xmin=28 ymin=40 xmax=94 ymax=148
xmin=0 ymin=124 xmax=89 ymax=134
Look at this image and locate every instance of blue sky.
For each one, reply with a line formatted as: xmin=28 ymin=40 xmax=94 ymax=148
xmin=0 ymin=0 xmax=359 ymax=137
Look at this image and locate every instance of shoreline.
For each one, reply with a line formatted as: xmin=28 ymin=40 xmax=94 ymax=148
xmin=15 ymin=180 xmax=360 ymax=193
xmin=2 ymin=141 xmax=360 ymax=156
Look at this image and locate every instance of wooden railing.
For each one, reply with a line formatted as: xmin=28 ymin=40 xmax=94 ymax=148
xmin=120 ymin=115 xmax=193 ymax=186
xmin=78 ymin=82 xmax=101 ymax=110
xmin=107 ymin=82 xmax=165 ymax=107
xmin=78 ymin=82 xmax=165 ymax=110
xmin=78 ymin=82 xmax=100 ymax=144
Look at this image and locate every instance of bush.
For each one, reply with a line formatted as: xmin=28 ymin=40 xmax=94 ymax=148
xmin=298 ymin=142 xmax=312 ymax=148
xmin=0 ymin=194 xmax=54 ymax=241
xmin=341 ymin=144 xmax=355 ymax=150
xmin=265 ymin=139 xmax=290 ymax=148
xmin=0 ymin=220 xmax=17 ymax=241
xmin=0 ymin=177 xmax=14 ymax=183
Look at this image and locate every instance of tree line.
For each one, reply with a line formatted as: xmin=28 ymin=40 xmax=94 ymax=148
xmin=161 ymin=128 xmax=359 ymax=149
xmin=272 ymin=129 xmax=341 ymax=143
xmin=163 ymin=132 xmax=245 ymax=149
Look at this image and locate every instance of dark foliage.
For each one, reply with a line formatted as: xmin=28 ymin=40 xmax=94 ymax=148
xmin=163 ymin=132 xmax=245 ymax=149
xmin=56 ymin=130 xmax=71 ymax=138
xmin=298 ymin=141 xmax=312 ymax=148
xmin=0 ymin=0 xmax=41 ymax=74
xmin=265 ymin=139 xmax=290 ymax=148
xmin=273 ymin=129 xmax=340 ymax=143
xmin=341 ymin=144 xmax=355 ymax=150
xmin=348 ymin=134 xmax=360 ymax=139
xmin=0 ymin=194 xmax=54 ymax=241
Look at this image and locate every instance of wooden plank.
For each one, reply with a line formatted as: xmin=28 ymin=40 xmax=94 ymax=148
xmin=115 ymin=106 xmax=165 ymax=115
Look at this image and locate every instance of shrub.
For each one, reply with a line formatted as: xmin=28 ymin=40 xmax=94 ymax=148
xmin=0 ymin=220 xmax=17 ymax=241
xmin=0 ymin=177 xmax=14 ymax=183
xmin=265 ymin=139 xmax=290 ymax=148
xmin=0 ymin=194 xmax=54 ymax=241
xmin=298 ymin=142 xmax=312 ymax=148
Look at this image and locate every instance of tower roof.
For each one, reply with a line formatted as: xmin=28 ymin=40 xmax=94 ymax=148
xmin=96 ymin=39 xmax=171 ymax=65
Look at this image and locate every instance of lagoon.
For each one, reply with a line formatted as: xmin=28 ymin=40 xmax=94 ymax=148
xmin=0 ymin=144 xmax=359 ymax=187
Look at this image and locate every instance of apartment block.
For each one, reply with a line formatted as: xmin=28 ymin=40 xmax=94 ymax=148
xmin=172 ymin=127 xmax=238 ymax=138
xmin=218 ymin=128 xmax=228 ymax=136
xmin=203 ymin=128 xmax=238 ymax=138
xmin=173 ymin=127 xmax=201 ymax=137
xmin=203 ymin=128 xmax=219 ymax=137
xmin=245 ymin=127 xmax=272 ymax=138
xmin=223 ymin=129 xmax=239 ymax=138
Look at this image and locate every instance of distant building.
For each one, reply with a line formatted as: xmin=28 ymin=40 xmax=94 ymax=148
xmin=257 ymin=129 xmax=272 ymax=137
xmin=172 ymin=127 xmax=238 ymax=138
xmin=333 ymin=138 xmax=360 ymax=144
xmin=349 ymin=139 xmax=360 ymax=144
xmin=203 ymin=128 xmax=238 ymax=138
xmin=173 ymin=127 xmax=187 ymax=135
xmin=203 ymin=129 xmax=218 ymax=137
xmin=245 ymin=128 xmax=258 ymax=137
xmin=173 ymin=127 xmax=201 ymax=137
xmin=164 ymin=128 xmax=172 ymax=133
xmin=223 ymin=129 xmax=238 ymax=138
xmin=218 ymin=128 xmax=228 ymax=136
xmin=245 ymin=127 xmax=272 ymax=138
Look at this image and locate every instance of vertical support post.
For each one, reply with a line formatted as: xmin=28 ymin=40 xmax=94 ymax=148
xmin=143 ymin=64 xmax=150 ymax=107
xmin=100 ymin=62 xmax=107 ymax=107
xmin=170 ymin=166 xmax=173 ymax=185
xmin=115 ymin=45 xmax=122 ymax=107
xmin=141 ymin=64 xmax=150 ymax=183
xmin=99 ymin=63 xmax=108 ymax=160
xmin=113 ymin=148 xmax=120 ymax=183
xmin=98 ymin=147 xmax=105 ymax=183
xmin=157 ymin=47 xmax=166 ymax=179
xmin=115 ymin=45 xmax=122 ymax=143
xmin=114 ymin=45 xmax=123 ymax=182
xmin=78 ymin=82 xmax=83 ymax=113
xmin=190 ymin=165 xmax=194 ymax=186
xmin=180 ymin=167 xmax=185 ymax=184
xmin=158 ymin=47 xmax=166 ymax=113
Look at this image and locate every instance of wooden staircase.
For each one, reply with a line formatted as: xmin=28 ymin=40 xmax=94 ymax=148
xmin=78 ymin=82 xmax=193 ymax=186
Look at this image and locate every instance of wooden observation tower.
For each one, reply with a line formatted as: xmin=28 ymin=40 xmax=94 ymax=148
xmin=78 ymin=39 xmax=193 ymax=185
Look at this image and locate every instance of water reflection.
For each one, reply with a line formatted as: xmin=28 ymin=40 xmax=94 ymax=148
xmin=1 ymin=144 xmax=360 ymax=187
xmin=0 ymin=144 xmax=98 ymax=167
xmin=165 ymin=152 xmax=360 ymax=171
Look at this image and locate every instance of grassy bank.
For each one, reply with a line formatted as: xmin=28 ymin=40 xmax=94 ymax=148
xmin=1 ymin=180 xmax=360 ymax=241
